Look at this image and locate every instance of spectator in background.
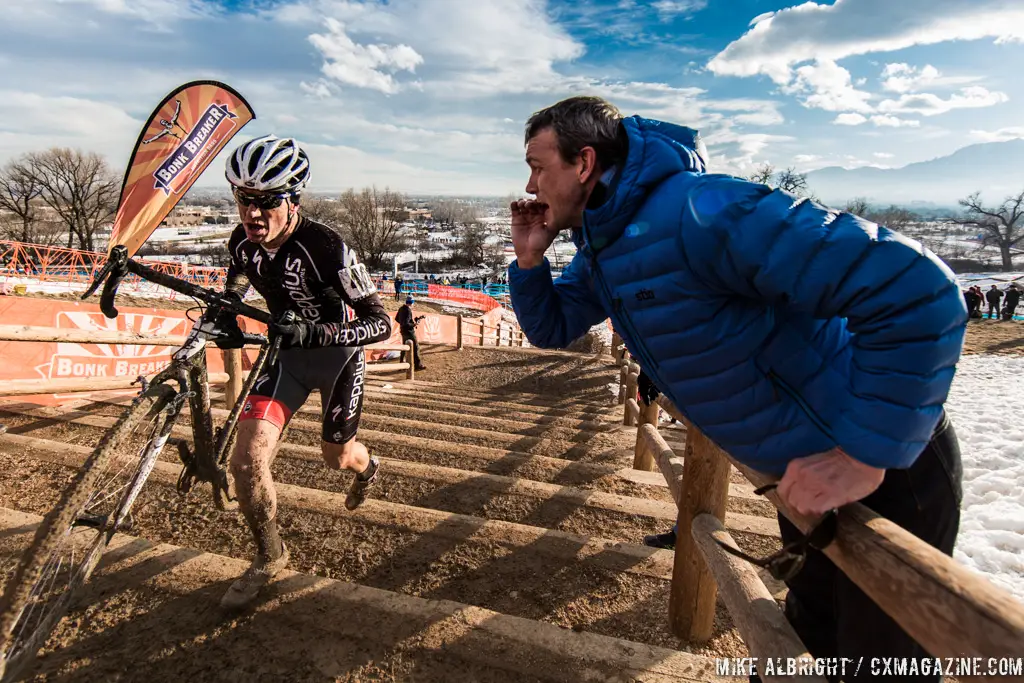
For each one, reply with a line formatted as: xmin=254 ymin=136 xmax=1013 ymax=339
xmin=985 ymin=284 xmax=1003 ymax=319
xmin=963 ymin=287 xmax=982 ymax=320
xmin=394 ymin=274 xmax=404 ymax=302
xmin=1003 ymin=283 xmax=1021 ymax=321
xmin=395 ymin=296 xmax=427 ymax=371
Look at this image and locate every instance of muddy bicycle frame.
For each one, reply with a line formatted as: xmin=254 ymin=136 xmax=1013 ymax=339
xmin=84 ymin=244 xmax=281 ymax=507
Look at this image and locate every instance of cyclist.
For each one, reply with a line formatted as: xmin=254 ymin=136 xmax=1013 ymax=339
xmin=214 ymin=134 xmax=393 ymax=609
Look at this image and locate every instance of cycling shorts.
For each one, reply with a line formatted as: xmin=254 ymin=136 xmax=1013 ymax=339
xmin=239 ymin=345 xmax=366 ymax=444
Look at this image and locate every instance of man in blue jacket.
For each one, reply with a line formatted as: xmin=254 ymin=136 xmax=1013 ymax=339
xmin=508 ymin=96 xmax=966 ymax=681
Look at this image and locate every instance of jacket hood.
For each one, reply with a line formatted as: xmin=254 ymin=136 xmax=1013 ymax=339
xmin=582 ymin=116 xmax=708 ymax=252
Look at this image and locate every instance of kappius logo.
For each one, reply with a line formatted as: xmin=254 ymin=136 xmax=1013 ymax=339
xmin=40 ymin=311 xmax=188 ymax=380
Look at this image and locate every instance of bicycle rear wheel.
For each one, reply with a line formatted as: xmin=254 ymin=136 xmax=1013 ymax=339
xmin=0 ymin=382 xmax=178 ymax=682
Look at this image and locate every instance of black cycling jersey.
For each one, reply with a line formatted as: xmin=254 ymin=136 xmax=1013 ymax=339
xmin=224 ymin=217 xmax=391 ymax=347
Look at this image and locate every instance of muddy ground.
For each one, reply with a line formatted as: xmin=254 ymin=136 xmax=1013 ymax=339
xmin=0 ymin=346 xmax=773 ymax=682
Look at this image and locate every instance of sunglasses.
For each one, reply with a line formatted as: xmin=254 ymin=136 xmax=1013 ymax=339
xmin=714 ymin=483 xmax=838 ymax=581
xmin=233 ymin=188 xmax=289 ymax=210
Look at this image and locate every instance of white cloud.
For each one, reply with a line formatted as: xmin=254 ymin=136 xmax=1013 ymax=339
xmin=309 ymin=18 xmax=423 ymax=94
xmin=53 ymin=0 xmax=212 ymax=28
xmin=969 ymin=127 xmax=1024 ymax=143
xmin=869 ymin=114 xmax=920 ymax=128
xmin=793 ymin=154 xmax=820 ymax=163
xmin=873 ymin=152 xmax=895 ymax=158
xmin=299 ymin=80 xmax=333 ymax=99
xmin=782 ymin=59 xmax=873 ymax=113
xmin=832 ymin=112 xmax=920 ymax=127
xmin=707 ymin=0 xmax=1024 ymax=84
xmin=652 ymin=0 xmax=708 ymax=19
xmin=880 ymin=63 xmax=940 ymax=93
xmin=878 ymin=86 xmax=1009 ymax=116
xmin=834 ymin=112 xmax=868 ymax=126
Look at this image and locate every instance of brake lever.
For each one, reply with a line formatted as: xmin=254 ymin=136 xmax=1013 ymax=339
xmin=81 ymin=257 xmax=115 ymax=300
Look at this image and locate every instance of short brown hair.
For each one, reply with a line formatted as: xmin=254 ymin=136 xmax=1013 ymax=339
xmin=525 ymin=96 xmax=628 ymax=170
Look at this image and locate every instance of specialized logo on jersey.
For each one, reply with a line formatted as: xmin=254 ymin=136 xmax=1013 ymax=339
xmin=283 ymin=254 xmax=322 ymax=322
xmin=338 ymin=263 xmax=377 ymax=301
xmin=253 ymin=374 xmax=271 ymax=393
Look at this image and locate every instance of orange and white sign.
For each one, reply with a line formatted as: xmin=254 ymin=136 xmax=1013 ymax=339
xmin=108 ymin=81 xmax=255 ymax=258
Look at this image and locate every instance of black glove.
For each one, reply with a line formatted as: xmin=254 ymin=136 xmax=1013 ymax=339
xmin=212 ymin=291 xmax=246 ymax=350
xmin=270 ymin=309 xmax=313 ymax=349
xmin=637 ymin=370 xmax=660 ymax=406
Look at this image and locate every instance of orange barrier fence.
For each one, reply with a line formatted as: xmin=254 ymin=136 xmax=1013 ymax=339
xmin=0 ymin=240 xmax=227 ymax=291
xmin=0 ymin=296 xmax=522 ymax=405
xmin=1 ymin=241 xmax=510 ymax=314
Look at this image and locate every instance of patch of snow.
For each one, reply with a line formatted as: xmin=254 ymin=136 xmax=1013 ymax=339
xmin=945 ymin=354 xmax=1024 ymax=602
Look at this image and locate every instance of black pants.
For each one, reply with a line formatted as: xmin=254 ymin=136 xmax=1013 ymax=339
xmin=401 ymin=330 xmax=423 ymax=368
xmin=759 ymin=413 xmax=962 ymax=683
xmin=1004 ymin=303 xmax=1018 ymax=320
xmin=987 ymin=302 xmax=999 ymax=318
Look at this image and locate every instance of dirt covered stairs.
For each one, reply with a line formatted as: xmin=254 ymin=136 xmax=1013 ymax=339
xmin=0 ymin=345 xmax=776 ymax=682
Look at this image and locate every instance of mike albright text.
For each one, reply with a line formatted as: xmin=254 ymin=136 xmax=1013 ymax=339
xmin=716 ymin=657 xmax=1024 ymax=678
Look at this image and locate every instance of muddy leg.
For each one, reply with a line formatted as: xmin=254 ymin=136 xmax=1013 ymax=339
xmin=230 ymin=418 xmax=284 ymax=561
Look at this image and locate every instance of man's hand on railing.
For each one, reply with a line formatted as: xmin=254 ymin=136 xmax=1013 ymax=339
xmin=776 ymin=448 xmax=886 ymax=516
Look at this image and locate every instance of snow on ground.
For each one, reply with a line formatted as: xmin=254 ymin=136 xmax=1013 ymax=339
xmin=944 ymin=354 xmax=1024 ymax=602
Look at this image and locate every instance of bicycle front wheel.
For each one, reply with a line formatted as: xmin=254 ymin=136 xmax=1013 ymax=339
xmin=0 ymin=381 xmax=178 ymax=682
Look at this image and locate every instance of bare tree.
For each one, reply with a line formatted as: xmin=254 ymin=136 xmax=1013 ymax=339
xmin=749 ymin=163 xmax=775 ymax=186
xmin=337 ymin=186 xmax=408 ymax=269
xmin=431 ymin=198 xmax=479 ymax=227
xmin=868 ymin=205 xmax=917 ymax=233
xmin=952 ymin=190 xmax=1024 ymax=272
xmin=0 ymin=158 xmax=44 ymax=243
xmin=455 ymin=222 xmax=504 ymax=270
xmin=26 ymin=148 xmax=118 ymax=252
xmin=749 ymin=163 xmax=814 ymax=198
xmin=844 ymin=197 xmax=871 ymax=216
xmin=775 ymin=167 xmax=809 ymax=195
xmin=300 ymin=195 xmax=344 ymax=230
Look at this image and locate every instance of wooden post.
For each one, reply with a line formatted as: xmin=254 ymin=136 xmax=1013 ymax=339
xmin=670 ymin=421 xmax=733 ymax=643
xmin=611 ymin=331 xmax=623 ymax=359
xmin=632 ymin=402 xmax=661 ymax=471
xmin=456 ymin=314 xmax=464 ymax=350
xmin=498 ymin=322 xmax=505 ymax=346
xmin=479 ymin=320 xmax=485 ymax=346
xmin=623 ymin=370 xmax=639 ymax=425
xmin=222 ymin=349 xmax=244 ymax=411
xmin=406 ymin=341 xmax=415 ymax=380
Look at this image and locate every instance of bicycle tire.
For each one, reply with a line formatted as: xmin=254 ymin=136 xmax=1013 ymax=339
xmin=0 ymin=382 xmax=177 ymax=682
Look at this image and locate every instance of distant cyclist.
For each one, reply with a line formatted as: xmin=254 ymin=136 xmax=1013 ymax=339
xmin=215 ymin=134 xmax=392 ymax=609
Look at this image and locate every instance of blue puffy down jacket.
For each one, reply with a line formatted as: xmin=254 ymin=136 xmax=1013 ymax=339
xmin=509 ymin=116 xmax=967 ymax=476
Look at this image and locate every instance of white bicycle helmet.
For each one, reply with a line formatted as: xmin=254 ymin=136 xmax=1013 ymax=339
xmin=225 ymin=134 xmax=310 ymax=194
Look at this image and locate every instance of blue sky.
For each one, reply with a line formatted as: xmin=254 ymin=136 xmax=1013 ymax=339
xmin=1 ymin=0 xmax=1022 ymax=196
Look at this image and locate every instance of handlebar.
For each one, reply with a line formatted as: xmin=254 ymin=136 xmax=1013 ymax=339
xmin=83 ymin=246 xmax=272 ymax=327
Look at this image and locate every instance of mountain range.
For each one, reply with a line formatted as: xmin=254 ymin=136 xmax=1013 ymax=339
xmin=804 ymin=138 xmax=1024 ymax=208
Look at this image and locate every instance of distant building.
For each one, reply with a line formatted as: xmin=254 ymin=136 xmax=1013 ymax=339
xmin=161 ymin=207 xmax=206 ymax=228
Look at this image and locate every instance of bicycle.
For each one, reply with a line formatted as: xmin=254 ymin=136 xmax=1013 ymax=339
xmin=0 ymin=245 xmax=287 ymax=682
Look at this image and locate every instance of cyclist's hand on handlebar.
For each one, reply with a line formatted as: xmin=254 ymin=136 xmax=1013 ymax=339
xmin=212 ymin=291 xmax=246 ymax=350
xmin=270 ymin=309 xmax=313 ymax=349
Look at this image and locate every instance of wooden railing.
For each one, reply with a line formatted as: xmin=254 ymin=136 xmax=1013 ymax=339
xmin=0 ymin=325 xmax=417 ymax=402
xmin=454 ymin=313 xmax=527 ymax=349
xmin=610 ymin=334 xmax=1024 ymax=682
